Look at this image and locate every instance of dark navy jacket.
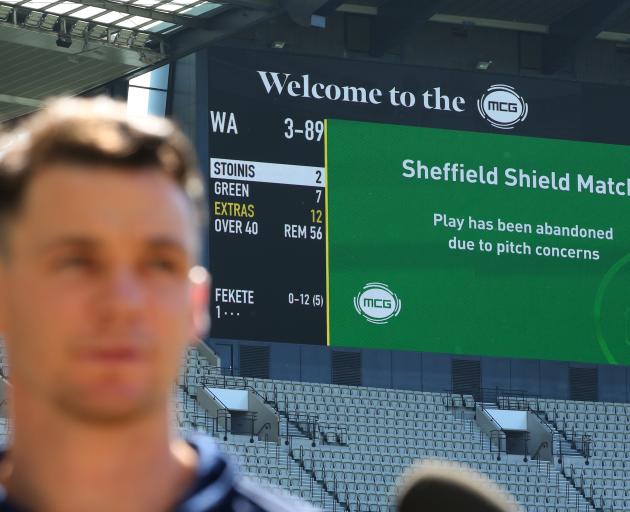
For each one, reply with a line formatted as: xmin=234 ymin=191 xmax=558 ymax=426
xmin=0 ymin=436 xmax=317 ymax=512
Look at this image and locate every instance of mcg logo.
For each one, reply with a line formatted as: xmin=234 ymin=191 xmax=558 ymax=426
xmin=354 ymin=283 xmax=401 ymax=325
xmin=477 ymin=84 xmax=528 ymax=130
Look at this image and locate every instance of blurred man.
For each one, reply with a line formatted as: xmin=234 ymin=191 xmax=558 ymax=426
xmin=0 ymin=97 xmax=312 ymax=512
xmin=396 ymin=459 xmax=521 ymax=512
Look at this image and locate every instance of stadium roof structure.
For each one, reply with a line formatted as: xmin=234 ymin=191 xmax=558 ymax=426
xmin=3 ymin=0 xmax=630 ymax=122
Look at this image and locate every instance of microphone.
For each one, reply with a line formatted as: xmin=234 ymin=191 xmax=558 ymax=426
xmin=396 ymin=459 xmax=522 ymax=512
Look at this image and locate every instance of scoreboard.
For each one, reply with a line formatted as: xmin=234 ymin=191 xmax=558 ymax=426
xmin=207 ymin=46 xmax=630 ymax=362
xmin=209 ymin=154 xmax=325 ymax=345
xmin=208 ymin=51 xmax=328 ymax=345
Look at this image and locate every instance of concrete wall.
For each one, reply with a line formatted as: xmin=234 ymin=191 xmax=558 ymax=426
xmin=247 ymin=390 xmax=280 ymax=443
xmin=527 ymin=412 xmax=553 ymax=462
xmin=196 ymin=387 xmax=279 ymax=442
xmin=475 ymin=405 xmax=503 ymax=452
xmin=197 ymin=342 xmax=220 ymax=368
xmin=205 ymin=339 xmax=629 ymax=403
xmin=198 ymin=388 xmax=231 ymax=432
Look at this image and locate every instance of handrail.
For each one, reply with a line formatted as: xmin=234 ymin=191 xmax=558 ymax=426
xmin=255 ymin=421 xmax=271 ymax=437
xmin=529 ymin=406 xmax=571 ymax=463
xmin=522 ymin=431 xmax=530 ymax=462
xmin=290 ymin=445 xmax=345 ymax=512
xmin=530 ymin=404 xmax=595 ymax=461
xmin=246 ymin=411 xmax=258 ymax=443
xmin=315 ymin=421 xmax=347 ymax=447
xmin=532 ymin=440 xmax=548 ymax=461
xmin=489 ymin=429 xmax=506 ymax=460
xmin=216 ymin=409 xmax=230 ymax=441
xmin=445 ymin=386 xmax=541 ymax=410
xmin=201 ymin=387 xmax=232 ymax=440
xmin=581 ymin=434 xmax=592 ymax=463
xmin=285 ymin=411 xmax=319 ymax=445
xmin=529 ymin=406 xmax=553 ymax=429
xmin=242 ymin=376 xmax=280 ymax=408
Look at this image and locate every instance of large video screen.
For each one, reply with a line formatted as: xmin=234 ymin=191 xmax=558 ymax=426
xmin=207 ymin=46 xmax=630 ymax=363
xmin=326 ymin=120 xmax=630 ymax=365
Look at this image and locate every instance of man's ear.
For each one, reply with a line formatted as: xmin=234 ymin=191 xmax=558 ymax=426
xmin=188 ymin=266 xmax=210 ymax=343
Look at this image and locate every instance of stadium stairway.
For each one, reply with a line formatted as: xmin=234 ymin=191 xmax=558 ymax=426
xmin=535 ymin=398 xmax=630 ymax=512
xmin=279 ymin=414 xmax=313 ymax=444
xmin=212 ymin=434 xmax=341 ymax=511
xmin=0 ymin=342 xmax=604 ymax=511
xmin=178 ymin=349 xmax=601 ymax=511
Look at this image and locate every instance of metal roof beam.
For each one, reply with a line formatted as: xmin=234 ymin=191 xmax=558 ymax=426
xmin=370 ymin=0 xmax=443 ymax=57
xmin=0 ymin=23 xmax=159 ymax=66
xmin=167 ymin=5 xmax=281 ymax=59
xmin=598 ymin=30 xmax=630 ymax=42
xmin=336 ymin=3 xmax=376 ymax=15
xmin=428 ymin=14 xmax=548 ymax=34
xmin=73 ymin=0 xmax=230 ymax=29
xmin=314 ymin=0 xmax=345 ymax=17
xmin=279 ymin=0 xmax=342 ymax=27
xmin=213 ymin=0 xmax=277 ymax=9
xmin=543 ymin=0 xmax=630 ymax=75
xmin=0 ymin=93 xmax=42 ymax=108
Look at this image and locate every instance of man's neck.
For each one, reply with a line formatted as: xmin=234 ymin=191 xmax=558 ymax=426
xmin=3 ymin=389 xmax=198 ymax=512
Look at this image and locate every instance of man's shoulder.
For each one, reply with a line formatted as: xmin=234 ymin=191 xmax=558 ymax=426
xmin=0 ymin=436 xmax=319 ymax=512
xmin=232 ymin=477 xmax=319 ymax=512
xmin=176 ymin=435 xmax=319 ymax=512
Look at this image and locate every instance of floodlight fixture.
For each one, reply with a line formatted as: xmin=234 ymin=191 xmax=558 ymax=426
xmin=310 ymin=14 xmax=325 ymax=28
xmin=56 ymin=17 xmax=71 ymax=47
xmin=56 ymin=32 xmax=72 ymax=47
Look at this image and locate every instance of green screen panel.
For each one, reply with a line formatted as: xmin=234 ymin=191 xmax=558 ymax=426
xmin=326 ymin=119 xmax=630 ymax=365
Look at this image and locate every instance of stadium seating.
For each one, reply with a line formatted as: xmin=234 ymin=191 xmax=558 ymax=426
xmin=534 ymin=398 xmax=630 ymax=512
xmin=177 ymin=348 xmax=601 ymax=512
xmin=0 ymin=343 xmax=621 ymax=511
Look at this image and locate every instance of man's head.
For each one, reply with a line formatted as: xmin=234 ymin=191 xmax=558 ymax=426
xmin=0 ymin=97 xmax=209 ymax=425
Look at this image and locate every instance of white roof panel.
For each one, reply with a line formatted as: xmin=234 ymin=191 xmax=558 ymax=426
xmin=133 ymin=0 xmax=161 ymax=6
xmin=92 ymin=10 xmax=128 ymax=23
xmin=21 ymin=0 xmax=56 ymax=8
xmin=179 ymin=2 xmax=219 ymax=16
xmin=156 ymin=3 xmax=182 ymax=11
xmin=0 ymin=1 xmax=225 ymax=37
xmin=46 ymin=1 xmax=82 ymax=14
xmin=116 ymin=15 xmax=151 ymax=27
xmin=71 ymin=5 xmax=105 ymax=18
xmin=141 ymin=19 xmax=174 ymax=31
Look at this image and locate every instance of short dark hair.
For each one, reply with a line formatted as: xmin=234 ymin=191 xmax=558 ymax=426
xmin=0 ymin=96 xmax=205 ymax=254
